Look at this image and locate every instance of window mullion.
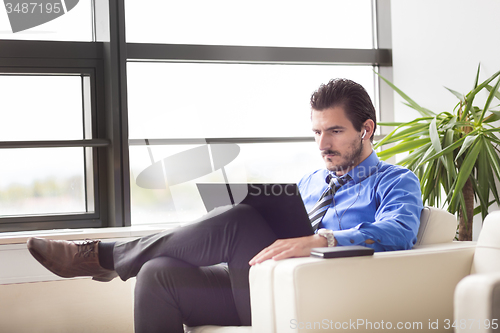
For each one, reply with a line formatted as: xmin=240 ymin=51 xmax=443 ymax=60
xmin=127 ymin=43 xmax=392 ymax=66
xmin=0 ymin=139 xmax=109 ymax=149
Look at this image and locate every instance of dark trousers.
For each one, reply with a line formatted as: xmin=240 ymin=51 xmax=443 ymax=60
xmin=112 ymin=204 xmax=278 ymax=333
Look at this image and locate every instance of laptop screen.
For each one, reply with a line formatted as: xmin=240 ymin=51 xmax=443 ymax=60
xmin=197 ymin=183 xmax=313 ymax=239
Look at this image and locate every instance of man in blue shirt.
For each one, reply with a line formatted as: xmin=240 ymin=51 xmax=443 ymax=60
xmin=27 ymin=78 xmax=422 ymax=332
xmin=249 ymin=79 xmax=422 ymax=264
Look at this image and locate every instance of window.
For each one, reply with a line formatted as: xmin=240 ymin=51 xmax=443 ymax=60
xmin=0 ymin=40 xmax=112 ymax=232
xmin=125 ymin=0 xmax=391 ymax=225
xmin=125 ymin=0 xmax=373 ymax=49
xmin=0 ymin=74 xmax=92 ymax=217
xmin=127 ymin=63 xmax=376 ymax=139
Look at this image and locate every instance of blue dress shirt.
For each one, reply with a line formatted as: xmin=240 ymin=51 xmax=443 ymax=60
xmin=298 ymin=150 xmax=423 ymax=252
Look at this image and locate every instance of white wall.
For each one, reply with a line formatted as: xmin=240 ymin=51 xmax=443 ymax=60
xmin=391 ymin=0 xmax=500 ymax=121
xmin=0 ymin=278 xmax=134 ymax=333
xmin=391 ymin=0 xmax=500 ymax=239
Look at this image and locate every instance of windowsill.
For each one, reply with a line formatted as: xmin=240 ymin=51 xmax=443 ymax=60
xmin=0 ymin=223 xmax=183 ymax=245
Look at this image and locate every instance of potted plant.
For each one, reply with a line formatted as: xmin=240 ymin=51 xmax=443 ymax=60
xmin=374 ymin=65 xmax=500 ymax=241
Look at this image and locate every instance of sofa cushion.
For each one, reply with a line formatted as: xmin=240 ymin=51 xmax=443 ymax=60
xmin=415 ymin=206 xmax=457 ymax=246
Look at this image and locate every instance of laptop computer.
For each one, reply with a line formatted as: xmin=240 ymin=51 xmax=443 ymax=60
xmin=196 ymin=183 xmax=314 ymax=239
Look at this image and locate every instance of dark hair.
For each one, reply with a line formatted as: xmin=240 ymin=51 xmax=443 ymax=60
xmin=310 ymin=78 xmax=377 ymax=141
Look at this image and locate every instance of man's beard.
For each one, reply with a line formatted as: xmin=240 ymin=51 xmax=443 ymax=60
xmin=322 ymin=139 xmax=364 ymax=173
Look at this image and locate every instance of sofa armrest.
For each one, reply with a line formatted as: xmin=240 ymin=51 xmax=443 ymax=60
xmin=248 ymin=259 xmax=282 ymax=333
xmin=266 ymin=243 xmax=475 ymax=333
xmin=454 ymin=272 xmax=500 ymax=333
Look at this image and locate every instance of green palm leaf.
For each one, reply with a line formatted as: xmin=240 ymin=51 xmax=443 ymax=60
xmin=478 ymin=76 xmax=500 ymax=123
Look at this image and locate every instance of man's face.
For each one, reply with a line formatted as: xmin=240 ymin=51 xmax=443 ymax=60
xmin=311 ymin=106 xmax=365 ymax=175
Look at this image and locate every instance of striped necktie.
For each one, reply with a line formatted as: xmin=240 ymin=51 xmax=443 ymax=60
xmin=309 ymin=174 xmax=350 ymax=232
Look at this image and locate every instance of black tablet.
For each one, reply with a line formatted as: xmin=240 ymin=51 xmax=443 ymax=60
xmin=310 ymin=245 xmax=374 ymax=258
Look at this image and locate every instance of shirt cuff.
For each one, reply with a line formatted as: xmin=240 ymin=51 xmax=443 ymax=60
xmin=333 ymin=229 xmax=367 ymax=246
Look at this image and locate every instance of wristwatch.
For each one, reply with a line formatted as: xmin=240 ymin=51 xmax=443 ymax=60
xmin=317 ymin=228 xmax=336 ymax=247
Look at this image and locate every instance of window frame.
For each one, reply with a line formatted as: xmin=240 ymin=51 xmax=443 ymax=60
xmin=0 ymin=40 xmax=112 ymax=232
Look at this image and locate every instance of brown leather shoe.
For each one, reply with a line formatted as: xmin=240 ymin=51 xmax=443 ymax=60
xmin=27 ymin=237 xmax=118 ymax=282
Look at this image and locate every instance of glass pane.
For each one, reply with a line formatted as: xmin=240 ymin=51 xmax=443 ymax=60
xmin=0 ymin=0 xmax=93 ymax=41
xmin=0 ymin=147 xmax=89 ymax=217
xmin=129 ymin=141 xmax=324 ymax=225
xmin=127 ymin=62 xmax=375 ymax=139
xmin=0 ymin=75 xmax=84 ymax=141
xmin=125 ymin=0 xmax=373 ymax=49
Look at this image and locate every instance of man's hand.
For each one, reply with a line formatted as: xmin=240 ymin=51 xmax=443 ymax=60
xmin=249 ymin=234 xmax=329 ymax=266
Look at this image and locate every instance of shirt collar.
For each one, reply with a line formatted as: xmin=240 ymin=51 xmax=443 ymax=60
xmin=347 ymin=150 xmax=380 ymax=184
xmin=327 ymin=150 xmax=380 ymax=185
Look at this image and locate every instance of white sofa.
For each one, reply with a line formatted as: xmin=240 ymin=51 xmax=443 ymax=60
xmin=188 ymin=207 xmax=500 ymax=333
